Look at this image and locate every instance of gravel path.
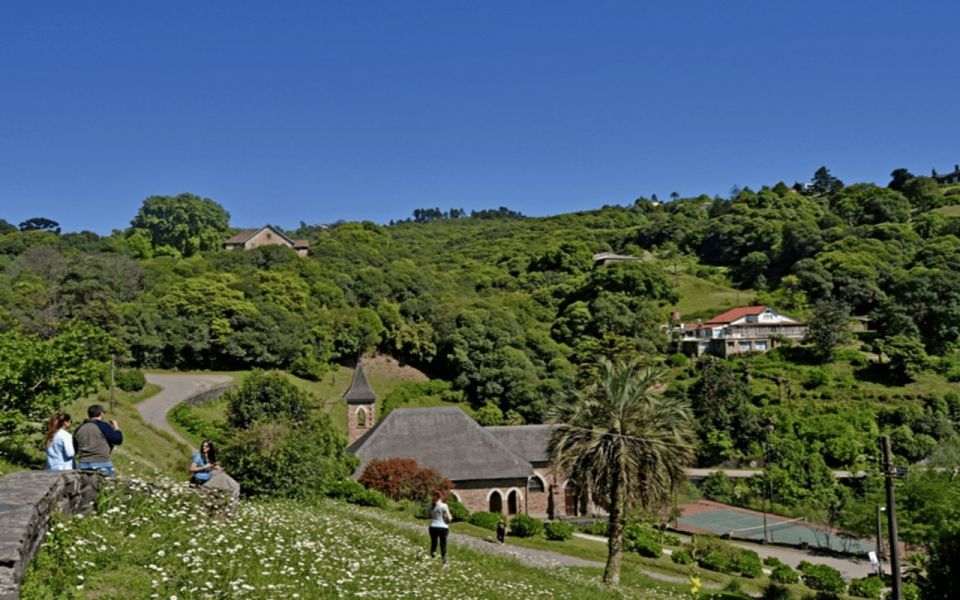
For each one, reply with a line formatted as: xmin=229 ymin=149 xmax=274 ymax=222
xmin=138 ymin=373 xmax=234 ymax=448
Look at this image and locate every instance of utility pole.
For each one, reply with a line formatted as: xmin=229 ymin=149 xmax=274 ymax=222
xmin=110 ymin=355 xmax=116 ymax=411
xmin=881 ymin=435 xmax=902 ymax=600
xmin=875 ymin=505 xmax=885 ymax=578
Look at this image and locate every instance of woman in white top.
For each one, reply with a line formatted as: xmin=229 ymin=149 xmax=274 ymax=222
xmin=45 ymin=412 xmax=75 ymax=471
xmin=428 ymin=490 xmax=453 ymax=567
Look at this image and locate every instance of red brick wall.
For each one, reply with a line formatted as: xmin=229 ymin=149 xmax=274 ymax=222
xmin=347 ymin=403 xmax=374 ymax=445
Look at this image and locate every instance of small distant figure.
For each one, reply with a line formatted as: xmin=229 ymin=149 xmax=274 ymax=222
xmin=44 ymin=412 xmax=75 ymax=471
xmin=428 ymin=490 xmax=453 ymax=568
xmin=189 ymin=440 xmax=240 ymax=514
xmin=74 ymin=405 xmax=123 ymax=476
xmin=496 ymin=517 xmax=507 ymax=544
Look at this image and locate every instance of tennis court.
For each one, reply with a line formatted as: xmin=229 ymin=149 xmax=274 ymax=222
xmin=677 ymin=501 xmax=874 ymax=555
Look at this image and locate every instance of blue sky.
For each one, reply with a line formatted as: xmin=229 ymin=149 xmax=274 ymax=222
xmin=1 ymin=2 xmax=957 ymax=234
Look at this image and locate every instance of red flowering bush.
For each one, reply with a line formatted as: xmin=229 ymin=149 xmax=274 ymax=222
xmin=358 ymin=458 xmax=452 ymax=502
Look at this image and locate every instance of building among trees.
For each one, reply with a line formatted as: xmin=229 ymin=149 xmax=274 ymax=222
xmin=223 ymin=225 xmax=310 ymax=257
xmin=346 ymin=367 xmax=595 ymax=518
xmin=678 ymin=305 xmax=807 ymax=357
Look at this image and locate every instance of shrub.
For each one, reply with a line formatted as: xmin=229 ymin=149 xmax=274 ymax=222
xmin=701 ymin=470 xmax=737 ymax=504
xmin=623 ymin=524 xmax=662 ymax=558
xmin=699 ymin=550 xmax=732 ymax=573
xmin=666 ymin=353 xmax=688 ymax=367
xmin=544 ymin=521 xmax=574 ymax=541
xmin=848 ymin=576 xmax=883 ymax=599
xmin=169 ymin=404 xmax=225 ymax=444
xmin=581 ymin=521 xmax=609 ymax=536
xmin=671 ymin=549 xmax=693 ymax=565
xmin=325 ymin=479 xmax=388 ymax=508
xmin=447 ymin=499 xmax=469 ymax=522
xmin=663 ymin=533 xmax=681 ymax=546
xmin=220 ymin=415 xmax=356 ymax=499
xmin=770 ymin=563 xmax=799 ymax=584
xmin=226 ymin=370 xmax=311 ymax=429
xmin=763 ymin=556 xmax=784 ymax=567
xmin=761 ymin=582 xmax=795 ymax=600
xmin=509 ymin=514 xmax=544 ymax=538
xmin=468 ymin=511 xmax=501 ymax=531
xmin=358 ymin=458 xmax=452 ymax=502
xmin=734 ymin=549 xmax=762 ymax=578
xmin=115 ymin=369 xmax=146 ymax=392
xmin=799 ymin=562 xmax=846 ymax=594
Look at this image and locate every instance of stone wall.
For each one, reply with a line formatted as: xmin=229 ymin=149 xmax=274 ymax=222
xmin=0 ymin=471 xmax=102 ymax=600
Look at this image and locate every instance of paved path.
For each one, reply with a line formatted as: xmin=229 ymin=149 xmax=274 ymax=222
xmin=138 ymin=373 xmax=234 ymax=448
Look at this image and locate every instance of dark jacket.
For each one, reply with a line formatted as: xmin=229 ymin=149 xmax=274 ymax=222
xmin=74 ymin=419 xmax=123 ymax=463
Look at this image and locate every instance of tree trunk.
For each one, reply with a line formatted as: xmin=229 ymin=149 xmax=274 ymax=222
xmin=603 ymin=466 xmax=624 ymax=585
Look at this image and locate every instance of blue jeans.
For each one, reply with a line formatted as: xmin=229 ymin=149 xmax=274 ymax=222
xmin=79 ymin=461 xmax=115 ymax=477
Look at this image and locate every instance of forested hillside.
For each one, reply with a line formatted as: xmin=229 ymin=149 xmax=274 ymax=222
xmin=3 ymin=170 xmax=960 ymax=556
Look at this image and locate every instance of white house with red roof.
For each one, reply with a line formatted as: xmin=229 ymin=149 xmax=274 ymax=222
xmin=679 ymin=306 xmax=807 ymax=357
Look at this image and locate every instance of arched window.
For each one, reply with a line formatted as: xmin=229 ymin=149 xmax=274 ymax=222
xmin=527 ymin=475 xmax=545 ymax=493
xmin=356 ymin=407 xmax=367 ymax=428
xmin=507 ymin=490 xmax=520 ymax=515
xmin=489 ymin=491 xmax=503 ymax=513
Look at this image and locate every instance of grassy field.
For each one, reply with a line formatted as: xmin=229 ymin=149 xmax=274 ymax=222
xmin=933 ymin=203 xmax=960 ymax=217
xmin=21 ymin=477 xmax=706 ymax=600
xmin=670 ymin=275 xmax=744 ymax=320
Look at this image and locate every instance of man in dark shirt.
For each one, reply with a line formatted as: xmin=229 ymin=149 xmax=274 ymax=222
xmin=74 ymin=404 xmax=123 ymax=476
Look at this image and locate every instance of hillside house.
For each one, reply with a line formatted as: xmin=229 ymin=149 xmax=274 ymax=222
xmin=345 ymin=367 xmax=596 ymax=518
xmin=678 ymin=305 xmax=806 ymax=358
xmin=223 ymin=225 xmax=309 ymax=257
xmin=932 ymin=164 xmax=960 ymax=185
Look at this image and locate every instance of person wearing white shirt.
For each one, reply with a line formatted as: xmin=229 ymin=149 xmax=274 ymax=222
xmin=427 ymin=490 xmax=453 ymax=567
xmin=45 ymin=412 xmax=75 ymax=471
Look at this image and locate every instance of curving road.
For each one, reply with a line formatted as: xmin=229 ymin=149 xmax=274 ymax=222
xmin=138 ymin=373 xmax=234 ymax=448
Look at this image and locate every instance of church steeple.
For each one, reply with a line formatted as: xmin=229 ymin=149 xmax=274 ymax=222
xmin=345 ymin=359 xmax=377 ymax=445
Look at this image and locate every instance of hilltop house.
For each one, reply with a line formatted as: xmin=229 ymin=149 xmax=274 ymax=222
xmin=932 ymin=164 xmax=960 ymax=185
xmin=678 ymin=305 xmax=807 ymax=358
xmin=223 ymin=225 xmax=310 ymax=257
xmin=344 ymin=365 xmax=595 ymax=518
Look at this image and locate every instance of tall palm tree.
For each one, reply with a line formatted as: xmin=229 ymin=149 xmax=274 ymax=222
xmin=549 ymin=358 xmax=696 ymax=585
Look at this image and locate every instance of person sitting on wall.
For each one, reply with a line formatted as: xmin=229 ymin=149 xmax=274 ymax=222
xmin=74 ymin=405 xmax=123 ymax=476
xmin=189 ymin=440 xmax=241 ymax=514
xmin=45 ymin=412 xmax=75 ymax=471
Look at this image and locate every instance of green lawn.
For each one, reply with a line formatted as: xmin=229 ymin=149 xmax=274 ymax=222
xmin=670 ymin=275 xmax=744 ymax=320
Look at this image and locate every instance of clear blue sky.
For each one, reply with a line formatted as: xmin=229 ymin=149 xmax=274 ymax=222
xmin=1 ymin=1 xmax=957 ymax=234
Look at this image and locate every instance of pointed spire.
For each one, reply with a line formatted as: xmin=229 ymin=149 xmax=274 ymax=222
xmin=344 ymin=359 xmax=376 ymax=404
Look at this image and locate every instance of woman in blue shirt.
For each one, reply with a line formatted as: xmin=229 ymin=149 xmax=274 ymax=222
xmin=189 ymin=440 xmax=218 ymax=485
xmin=45 ymin=412 xmax=75 ymax=471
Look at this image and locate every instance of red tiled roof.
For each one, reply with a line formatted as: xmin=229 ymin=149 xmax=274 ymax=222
xmin=704 ymin=306 xmax=769 ymax=325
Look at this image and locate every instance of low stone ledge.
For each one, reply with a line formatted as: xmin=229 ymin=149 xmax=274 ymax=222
xmin=0 ymin=471 xmax=102 ymax=600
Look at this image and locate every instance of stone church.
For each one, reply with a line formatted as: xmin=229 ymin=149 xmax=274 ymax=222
xmin=344 ymin=362 xmax=597 ymax=518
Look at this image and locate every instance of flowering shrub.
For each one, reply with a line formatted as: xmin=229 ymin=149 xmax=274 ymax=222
xmin=358 ymin=457 xmax=453 ymax=502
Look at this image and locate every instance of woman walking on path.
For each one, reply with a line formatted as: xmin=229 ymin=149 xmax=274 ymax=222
xmin=428 ymin=490 xmax=453 ymax=568
xmin=44 ymin=413 xmax=74 ymax=471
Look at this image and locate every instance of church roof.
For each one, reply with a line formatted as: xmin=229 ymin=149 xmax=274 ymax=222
xmin=485 ymin=424 xmax=556 ymax=464
xmin=348 ymin=407 xmax=534 ymax=482
xmin=343 ymin=361 xmax=376 ymax=404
